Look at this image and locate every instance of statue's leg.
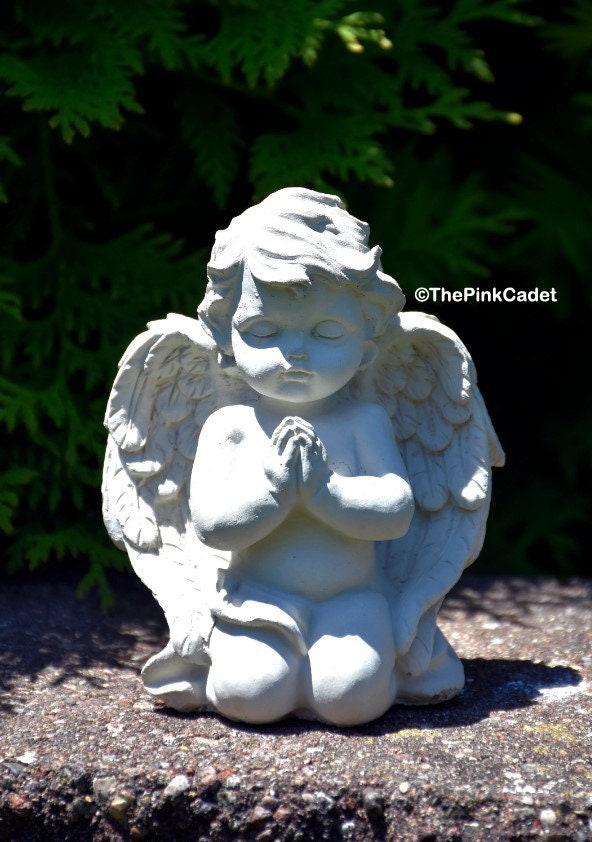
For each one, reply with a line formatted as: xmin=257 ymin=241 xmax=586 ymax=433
xmin=395 ymin=626 xmax=465 ymax=704
xmin=206 ymin=618 xmax=302 ymax=723
xmin=306 ymin=590 xmax=397 ymax=726
xmin=141 ymin=641 xmax=209 ymax=712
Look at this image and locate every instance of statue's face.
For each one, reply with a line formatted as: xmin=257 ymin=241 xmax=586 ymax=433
xmin=231 ymin=266 xmax=366 ymax=405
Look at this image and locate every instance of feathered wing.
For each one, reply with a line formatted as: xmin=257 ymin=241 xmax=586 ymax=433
xmin=102 ymin=313 xmax=242 ymax=667
xmin=358 ymin=311 xmax=505 ymax=676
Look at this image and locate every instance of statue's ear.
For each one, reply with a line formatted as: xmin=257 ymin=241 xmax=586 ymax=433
xmin=358 ymin=340 xmax=378 ymax=371
xmin=197 ymin=288 xmax=234 ymax=356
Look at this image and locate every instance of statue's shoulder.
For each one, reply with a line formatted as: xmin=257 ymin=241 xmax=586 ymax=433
xmin=346 ymin=399 xmax=391 ymax=430
xmin=200 ymin=402 xmax=258 ymax=444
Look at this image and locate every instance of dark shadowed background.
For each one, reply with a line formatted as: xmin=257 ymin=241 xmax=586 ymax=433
xmin=0 ymin=0 xmax=590 ymax=605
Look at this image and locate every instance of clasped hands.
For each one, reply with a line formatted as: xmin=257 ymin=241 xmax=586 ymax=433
xmin=264 ymin=416 xmax=330 ymax=506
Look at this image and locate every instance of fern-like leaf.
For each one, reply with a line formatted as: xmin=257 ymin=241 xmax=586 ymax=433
xmin=251 ymin=112 xmax=393 ymax=196
xmin=203 ymin=0 xmax=350 ymax=87
xmin=178 ymin=89 xmax=242 ymax=207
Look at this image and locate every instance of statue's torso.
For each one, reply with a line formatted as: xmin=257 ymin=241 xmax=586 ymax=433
xmin=229 ymin=402 xmax=382 ymax=601
xmin=232 ymin=510 xmax=379 ymax=601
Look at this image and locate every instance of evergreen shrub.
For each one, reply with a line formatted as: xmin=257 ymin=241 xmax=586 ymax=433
xmin=1 ymin=1 xmax=590 ymax=604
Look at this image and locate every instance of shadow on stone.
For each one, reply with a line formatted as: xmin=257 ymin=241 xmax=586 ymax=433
xmin=153 ymin=657 xmax=581 ymax=739
xmin=0 ymin=573 xmax=166 ymax=714
xmin=440 ymin=575 xmax=592 ymax=629
xmin=0 ymin=573 xmax=585 ymax=727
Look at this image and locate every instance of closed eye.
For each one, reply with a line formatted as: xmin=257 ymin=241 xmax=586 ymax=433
xmin=312 ymin=320 xmax=345 ymax=339
xmin=243 ymin=320 xmax=279 ymax=338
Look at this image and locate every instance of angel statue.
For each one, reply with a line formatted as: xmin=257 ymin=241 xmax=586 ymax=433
xmin=102 ymin=187 xmax=504 ymax=726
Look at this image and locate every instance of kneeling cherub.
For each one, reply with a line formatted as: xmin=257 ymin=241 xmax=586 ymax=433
xmin=103 ymin=188 xmax=504 ymax=726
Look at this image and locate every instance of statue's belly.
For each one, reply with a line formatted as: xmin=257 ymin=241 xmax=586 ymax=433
xmin=232 ymin=511 xmax=377 ymax=601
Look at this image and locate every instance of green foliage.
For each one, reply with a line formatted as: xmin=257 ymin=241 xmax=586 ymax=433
xmin=480 ymin=484 xmax=590 ymax=576
xmin=506 ymin=3 xmax=592 ymax=310
xmin=179 ymin=89 xmax=242 ymax=207
xmin=365 ymin=148 xmax=514 ymax=288
xmin=506 ymin=147 xmax=592 ymax=305
xmin=544 ymin=0 xmax=592 ymax=58
xmin=0 ymin=468 xmax=36 ymax=534
xmin=0 ymin=0 xmax=590 ymax=601
xmin=202 ymin=0 xmax=345 ymax=86
xmin=0 ymin=136 xmax=22 ymax=202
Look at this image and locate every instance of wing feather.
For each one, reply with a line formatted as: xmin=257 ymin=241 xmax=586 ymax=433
xmin=435 ymin=383 xmax=471 ymax=425
xmin=415 ymin=399 xmax=453 ymax=453
xmin=366 ymin=311 xmax=504 ymax=668
xmin=402 ymin=356 xmax=435 ymax=402
xmin=400 ymin=439 xmax=449 ymax=512
xmin=394 ymin=394 xmax=418 ymax=440
xmin=102 ymin=313 xmax=233 ymax=635
xmin=103 ymin=439 xmax=160 ymax=550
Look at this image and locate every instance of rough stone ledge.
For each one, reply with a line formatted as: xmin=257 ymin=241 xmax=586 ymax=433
xmin=1 ymin=574 xmax=591 ymax=841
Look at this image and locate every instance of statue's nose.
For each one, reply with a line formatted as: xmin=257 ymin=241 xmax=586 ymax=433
xmin=285 ymin=330 xmax=308 ymax=360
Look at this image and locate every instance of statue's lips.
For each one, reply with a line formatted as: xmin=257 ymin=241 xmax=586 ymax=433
xmin=280 ymin=369 xmax=313 ymax=380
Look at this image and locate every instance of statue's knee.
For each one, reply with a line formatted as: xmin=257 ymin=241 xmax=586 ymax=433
xmin=307 ymin=638 xmax=395 ymax=726
xmin=310 ymin=663 xmax=395 ymax=726
xmin=306 ymin=591 xmax=396 ymax=725
xmin=206 ymin=622 xmax=300 ymax=722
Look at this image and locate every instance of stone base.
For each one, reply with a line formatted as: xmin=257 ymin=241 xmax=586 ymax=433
xmin=1 ymin=574 xmax=591 ymax=841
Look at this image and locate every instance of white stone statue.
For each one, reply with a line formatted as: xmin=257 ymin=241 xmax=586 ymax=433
xmin=102 ymin=188 xmax=504 ymax=726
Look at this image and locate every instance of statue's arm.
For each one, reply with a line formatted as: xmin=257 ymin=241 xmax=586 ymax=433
xmin=190 ymin=408 xmax=296 ymax=551
xmin=308 ymin=404 xmax=414 ymax=541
